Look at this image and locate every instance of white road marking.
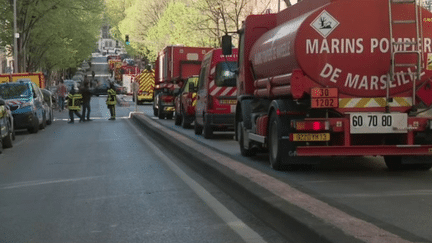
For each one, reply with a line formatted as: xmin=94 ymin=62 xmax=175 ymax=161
xmin=0 ymin=176 xmax=103 ymax=189
xmin=127 ymin=120 xmax=267 ymax=243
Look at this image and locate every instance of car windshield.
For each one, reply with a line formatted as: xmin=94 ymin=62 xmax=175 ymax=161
xmin=0 ymin=84 xmax=31 ymax=99
xmin=215 ymin=61 xmax=237 ymax=87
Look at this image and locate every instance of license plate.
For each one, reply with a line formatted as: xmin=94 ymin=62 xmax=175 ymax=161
xmin=292 ymin=133 xmax=330 ymax=141
xmin=350 ymin=113 xmax=407 ymax=134
xmin=219 ymin=99 xmax=236 ymax=105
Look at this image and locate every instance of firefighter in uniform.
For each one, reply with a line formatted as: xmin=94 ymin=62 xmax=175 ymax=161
xmin=66 ymin=88 xmax=83 ymax=123
xmin=106 ymin=83 xmax=117 ymax=120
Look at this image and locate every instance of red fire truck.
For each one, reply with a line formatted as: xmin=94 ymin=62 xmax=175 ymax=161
xmin=223 ymin=0 xmax=432 ymax=170
xmin=153 ymin=46 xmax=213 ymax=119
xmin=194 ymin=48 xmax=238 ymax=138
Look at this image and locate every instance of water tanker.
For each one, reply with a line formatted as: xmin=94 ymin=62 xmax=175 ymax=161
xmin=224 ymin=0 xmax=432 ymax=170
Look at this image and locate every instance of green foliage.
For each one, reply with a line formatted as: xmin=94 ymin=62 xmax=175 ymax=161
xmin=0 ymin=0 xmax=103 ymax=72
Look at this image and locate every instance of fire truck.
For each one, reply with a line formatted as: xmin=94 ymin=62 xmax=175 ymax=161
xmin=194 ymin=48 xmax=238 ymax=138
xmin=134 ymin=69 xmax=155 ymax=103
xmin=223 ymin=0 xmax=432 ymax=170
xmin=0 ymin=73 xmax=45 ymax=88
xmin=153 ymin=46 xmax=213 ymax=119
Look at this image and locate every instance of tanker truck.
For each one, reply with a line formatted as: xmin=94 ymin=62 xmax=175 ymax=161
xmin=153 ymin=46 xmax=213 ymax=119
xmin=223 ymin=0 xmax=432 ymax=170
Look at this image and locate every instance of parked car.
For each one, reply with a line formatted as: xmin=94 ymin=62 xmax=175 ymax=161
xmin=0 ymin=98 xmax=14 ymax=152
xmin=113 ymin=83 xmax=126 ymax=94
xmin=0 ymin=80 xmax=46 ymax=133
xmin=91 ymin=83 xmax=109 ymax=96
xmin=41 ymin=89 xmax=54 ymax=125
xmin=64 ymin=79 xmax=79 ymax=93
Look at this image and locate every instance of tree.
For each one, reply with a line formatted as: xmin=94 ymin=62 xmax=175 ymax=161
xmin=0 ymin=0 xmax=103 ymax=73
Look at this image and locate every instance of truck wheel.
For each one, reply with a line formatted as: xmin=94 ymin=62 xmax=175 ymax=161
xmin=0 ymin=139 xmax=3 ymax=154
xmin=194 ymin=123 xmax=203 ymax=135
xmin=203 ymin=123 xmax=213 ymax=139
xmin=174 ymin=111 xmax=181 ymax=125
xmin=384 ymin=156 xmax=432 ymax=171
xmin=153 ymin=108 xmax=158 ymax=117
xmin=2 ymin=122 xmax=13 ymax=148
xmin=166 ymin=113 xmax=173 ymax=120
xmin=28 ymin=117 xmax=39 ymax=134
xmin=158 ymin=108 xmax=165 ymax=119
xmin=181 ymin=113 xmax=191 ymax=129
xmin=268 ymin=112 xmax=286 ymax=170
xmin=238 ymin=122 xmax=255 ymax=157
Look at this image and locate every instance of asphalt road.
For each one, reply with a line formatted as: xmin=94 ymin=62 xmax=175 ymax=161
xmin=0 ymin=56 xmax=287 ymax=243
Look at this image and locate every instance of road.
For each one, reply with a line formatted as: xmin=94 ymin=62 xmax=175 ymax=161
xmin=0 ymin=55 xmax=287 ymax=243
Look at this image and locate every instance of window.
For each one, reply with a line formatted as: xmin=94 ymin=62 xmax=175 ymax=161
xmin=215 ymin=62 xmax=237 ymax=87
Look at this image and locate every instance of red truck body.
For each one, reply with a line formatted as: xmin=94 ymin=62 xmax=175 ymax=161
xmin=153 ymin=46 xmax=213 ymax=119
xmin=230 ymin=0 xmax=432 ymax=170
xmin=194 ymin=48 xmax=238 ymax=138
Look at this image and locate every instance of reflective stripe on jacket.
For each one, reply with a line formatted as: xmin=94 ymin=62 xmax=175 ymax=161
xmin=106 ymin=88 xmax=117 ymax=105
xmin=68 ymin=94 xmax=82 ymax=111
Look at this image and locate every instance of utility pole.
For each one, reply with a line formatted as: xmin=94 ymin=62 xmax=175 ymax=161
xmin=13 ymin=0 xmax=18 ymax=73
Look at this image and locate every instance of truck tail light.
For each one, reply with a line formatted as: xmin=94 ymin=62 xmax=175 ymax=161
xmin=292 ymin=120 xmax=329 ymax=131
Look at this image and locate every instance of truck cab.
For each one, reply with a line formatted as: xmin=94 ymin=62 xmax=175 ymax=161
xmin=194 ymin=48 xmax=238 ymax=138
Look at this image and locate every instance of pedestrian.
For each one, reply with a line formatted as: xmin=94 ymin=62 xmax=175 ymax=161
xmin=80 ymin=81 xmax=92 ymax=122
xmin=57 ymin=78 xmax=67 ymax=112
xmin=106 ymin=82 xmax=117 ymax=120
xmin=66 ymin=88 xmax=83 ymax=123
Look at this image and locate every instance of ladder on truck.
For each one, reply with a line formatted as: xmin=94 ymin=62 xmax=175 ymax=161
xmin=388 ymin=0 xmax=423 ymax=111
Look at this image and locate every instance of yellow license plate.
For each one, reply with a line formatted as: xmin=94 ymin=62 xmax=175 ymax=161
xmin=165 ymin=107 xmax=175 ymax=111
xmin=219 ymin=99 xmax=236 ymax=105
xmin=292 ymin=133 xmax=330 ymax=141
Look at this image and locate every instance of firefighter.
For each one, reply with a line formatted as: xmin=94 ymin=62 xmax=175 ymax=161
xmin=66 ymin=88 xmax=83 ymax=123
xmin=106 ymin=82 xmax=117 ymax=120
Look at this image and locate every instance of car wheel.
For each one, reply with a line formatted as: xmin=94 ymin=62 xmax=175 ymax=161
xmin=46 ymin=111 xmax=52 ymax=125
xmin=40 ymin=114 xmax=47 ymax=129
xmin=28 ymin=116 xmax=39 ymax=134
xmin=2 ymin=122 xmax=13 ymax=148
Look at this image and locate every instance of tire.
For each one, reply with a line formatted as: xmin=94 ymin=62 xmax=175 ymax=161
xmin=238 ymin=122 xmax=256 ymax=157
xmin=166 ymin=113 xmax=173 ymax=120
xmin=174 ymin=111 xmax=181 ymax=125
xmin=28 ymin=116 xmax=39 ymax=134
xmin=194 ymin=123 xmax=203 ymax=135
xmin=0 ymin=138 xmax=3 ymax=154
xmin=181 ymin=111 xmax=191 ymax=129
xmin=46 ymin=111 xmax=52 ymax=125
xmin=158 ymin=108 xmax=165 ymax=119
xmin=384 ymin=156 xmax=432 ymax=171
xmin=203 ymin=122 xmax=213 ymax=139
xmin=40 ymin=114 xmax=47 ymax=129
xmin=2 ymin=123 xmax=13 ymax=148
xmin=153 ymin=108 xmax=158 ymax=117
xmin=268 ymin=112 xmax=286 ymax=170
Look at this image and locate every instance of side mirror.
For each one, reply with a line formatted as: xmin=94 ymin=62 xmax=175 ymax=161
xmin=222 ymin=35 xmax=232 ymax=56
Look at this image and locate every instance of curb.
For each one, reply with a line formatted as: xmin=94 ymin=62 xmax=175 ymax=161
xmin=131 ymin=113 xmax=364 ymax=243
